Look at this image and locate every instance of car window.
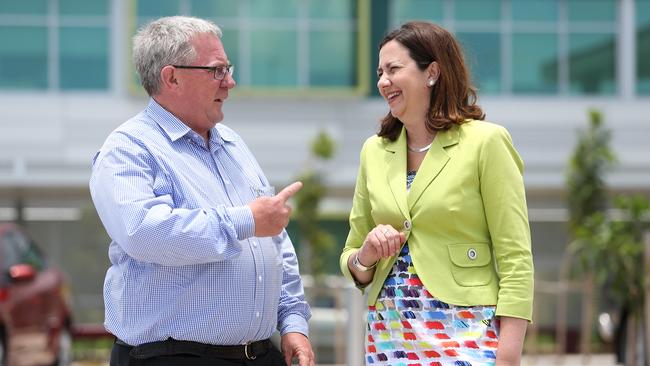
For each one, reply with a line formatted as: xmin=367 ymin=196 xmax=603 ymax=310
xmin=24 ymin=239 xmax=46 ymax=271
xmin=2 ymin=231 xmax=45 ymax=271
xmin=1 ymin=232 xmax=22 ymax=269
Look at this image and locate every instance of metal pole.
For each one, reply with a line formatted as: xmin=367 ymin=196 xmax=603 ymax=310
xmin=346 ymin=285 xmax=365 ymax=366
xmin=642 ymin=230 xmax=650 ymax=366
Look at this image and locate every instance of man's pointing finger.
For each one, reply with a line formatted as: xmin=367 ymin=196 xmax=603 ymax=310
xmin=276 ymin=181 xmax=303 ymax=202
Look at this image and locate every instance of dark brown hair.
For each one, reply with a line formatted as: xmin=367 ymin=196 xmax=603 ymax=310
xmin=377 ymin=21 xmax=485 ymax=141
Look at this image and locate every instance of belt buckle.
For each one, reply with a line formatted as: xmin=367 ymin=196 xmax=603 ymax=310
xmin=244 ymin=342 xmax=257 ymax=360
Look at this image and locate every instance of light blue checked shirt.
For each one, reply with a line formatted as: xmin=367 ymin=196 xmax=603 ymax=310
xmin=89 ymin=99 xmax=310 ymax=346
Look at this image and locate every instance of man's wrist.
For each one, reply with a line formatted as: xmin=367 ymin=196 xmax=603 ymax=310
xmin=226 ymin=206 xmax=255 ymax=239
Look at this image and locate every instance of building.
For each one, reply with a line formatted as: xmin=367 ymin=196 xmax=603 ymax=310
xmin=0 ymin=0 xmax=648 ymax=332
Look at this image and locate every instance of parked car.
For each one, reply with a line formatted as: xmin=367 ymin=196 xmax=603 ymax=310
xmin=0 ymin=223 xmax=72 ymax=366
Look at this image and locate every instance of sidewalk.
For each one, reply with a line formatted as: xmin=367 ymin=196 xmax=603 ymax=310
xmin=523 ymin=354 xmax=618 ymax=366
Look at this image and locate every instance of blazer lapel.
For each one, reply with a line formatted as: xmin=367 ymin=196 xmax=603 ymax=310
xmin=407 ymin=126 xmax=459 ymax=208
xmin=385 ymin=129 xmax=410 ymax=220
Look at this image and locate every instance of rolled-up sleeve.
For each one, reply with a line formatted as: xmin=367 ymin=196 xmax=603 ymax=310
xmin=479 ymin=126 xmax=534 ymax=321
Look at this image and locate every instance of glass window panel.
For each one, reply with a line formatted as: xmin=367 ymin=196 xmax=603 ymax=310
xmin=249 ymin=0 xmax=297 ymax=18
xmin=567 ymin=0 xmax=616 ymax=22
xmin=512 ymin=0 xmax=558 ymax=22
xmin=309 ymin=30 xmax=355 ymax=86
xmin=454 ymin=0 xmax=500 ymax=21
xmin=393 ymin=0 xmax=443 ymax=23
xmin=251 ymin=30 xmax=297 ymax=86
xmin=310 ymin=0 xmax=355 ymax=19
xmin=568 ymin=33 xmax=615 ymax=95
xmin=137 ymin=0 xmax=179 ymax=17
xmin=457 ymin=32 xmax=501 ymax=94
xmin=0 ymin=26 xmax=47 ymax=89
xmin=512 ymin=33 xmax=558 ymax=93
xmin=0 ymin=1 xmax=47 ymax=14
xmin=59 ymin=0 xmax=108 ymax=16
xmin=638 ymin=0 xmax=650 ymax=25
xmin=637 ymin=0 xmax=650 ymax=94
xmin=59 ymin=27 xmax=108 ymax=89
xmin=191 ymin=0 xmax=239 ymax=18
xmin=220 ymin=29 xmax=239 ymax=77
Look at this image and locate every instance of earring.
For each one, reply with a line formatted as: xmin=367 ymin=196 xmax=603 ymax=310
xmin=427 ymin=79 xmax=436 ymax=87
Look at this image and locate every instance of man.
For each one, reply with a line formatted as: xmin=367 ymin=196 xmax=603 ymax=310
xmin=90 ymin=16 xmax=314 ymax=366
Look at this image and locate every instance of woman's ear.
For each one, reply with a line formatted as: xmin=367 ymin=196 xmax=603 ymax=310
xmin=427 ymin=61 xmax=440 ymax=81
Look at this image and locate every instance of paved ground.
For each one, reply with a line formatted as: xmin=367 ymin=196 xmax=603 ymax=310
xmin=522 ymin=354 xmax=618 ymax=365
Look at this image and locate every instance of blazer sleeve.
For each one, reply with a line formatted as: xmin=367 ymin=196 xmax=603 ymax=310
xmin=479 ymin=126 xmax=534 ymax=321
xmin=340 ymin=139 xmax=375 ymax=287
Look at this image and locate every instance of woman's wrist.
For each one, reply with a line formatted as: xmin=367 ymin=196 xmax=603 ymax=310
xmin=353 ymin=251 xmax=378 ymax=272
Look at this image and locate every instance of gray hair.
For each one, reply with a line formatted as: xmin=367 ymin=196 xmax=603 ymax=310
xmin=133 ymin=16 xmax=222 ymax=96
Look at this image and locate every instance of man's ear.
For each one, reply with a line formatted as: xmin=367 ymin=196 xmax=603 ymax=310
xmin=160 ymin=65 xmax=179 ymax=91
xmin=427 ymin=61 xmax=440 ymax=80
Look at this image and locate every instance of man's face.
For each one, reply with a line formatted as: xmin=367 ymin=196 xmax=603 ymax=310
xmin=174 ymin=33 xmax=235 ymax=137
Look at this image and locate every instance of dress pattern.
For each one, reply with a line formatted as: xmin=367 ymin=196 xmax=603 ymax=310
xmin=365 ymin=171 xmax=499 ymax=366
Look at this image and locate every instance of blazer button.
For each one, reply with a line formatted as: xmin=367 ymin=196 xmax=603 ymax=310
xmin=467 ymin=248 xmax=478 ymax=260
xmin=403 ymin=220 xmax=411 ymax=231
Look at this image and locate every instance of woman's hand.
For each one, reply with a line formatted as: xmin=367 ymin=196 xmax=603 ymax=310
xmin=347 ymin=225 xmax=406 ymax=286
xmin=357 ymin=225 xmax=406 ymax=266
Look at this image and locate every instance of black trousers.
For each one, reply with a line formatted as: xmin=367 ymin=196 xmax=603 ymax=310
xmin=110 ymin=341 xmax=286 ymax=366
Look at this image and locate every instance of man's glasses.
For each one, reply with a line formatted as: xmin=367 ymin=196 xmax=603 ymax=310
xmin=172 ymin=64 xmax=234 ymax=80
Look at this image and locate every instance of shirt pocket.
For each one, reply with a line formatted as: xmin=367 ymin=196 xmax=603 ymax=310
xmin=250 ymin=184 xmax=275 ymax=198
xmin=447 ymin=243 xmax=493 ymax=287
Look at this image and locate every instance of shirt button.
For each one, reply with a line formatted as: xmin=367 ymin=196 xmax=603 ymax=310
xmin=467 ymin=248 xmax=478 ymax=260
xmin=258 ymin=276 xmax=262 ymax=282
xmin=403 ymin=220 xmax=411 ymax=231
xmin=252 ymin=240 xmax=258 ymax=247
xmin=224 ymin=180 xmax=231 ymax=185
xmin=256 ymin=312 xmax=260 ymax=318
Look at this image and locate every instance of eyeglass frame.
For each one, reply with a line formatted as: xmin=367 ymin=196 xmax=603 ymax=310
xmin=172 ymin=64 xmax=234 ymax=80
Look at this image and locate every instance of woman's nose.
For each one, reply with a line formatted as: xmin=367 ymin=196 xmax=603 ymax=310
xmin=377 ymin=75 xmax=391 ymax=89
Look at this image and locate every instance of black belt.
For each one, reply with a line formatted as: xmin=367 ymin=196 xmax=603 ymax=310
xmin=116 ymin=338 xmax=272 ymax=360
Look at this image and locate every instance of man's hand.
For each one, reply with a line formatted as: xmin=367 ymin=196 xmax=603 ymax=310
xmin=281 ymin=332 xmax=315 ymax=366
xmin=249 ymin=181 xmax=302 ymax=237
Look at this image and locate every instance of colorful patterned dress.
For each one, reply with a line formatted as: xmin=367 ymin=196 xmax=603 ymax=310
xmin=365 ymin=171 xmax=500 ymax=366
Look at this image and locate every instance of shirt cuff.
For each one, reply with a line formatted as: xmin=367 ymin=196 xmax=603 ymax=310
xmin=279 ymin=313 xmax=309 ymax=338
xmin=225 ymin=206 xmax=255 ymax=240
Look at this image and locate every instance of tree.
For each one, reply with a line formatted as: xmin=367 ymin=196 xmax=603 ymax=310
xmin=566 ymin=109 xmax=615 ymax=234
xmin=566 ymin=109 xmax=650 ymax=364
xmin=293 ymin=131 xmax=336 ymax=279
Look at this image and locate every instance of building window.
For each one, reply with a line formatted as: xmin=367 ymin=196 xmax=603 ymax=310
xmin=637 ymin=0 xmax=650 ymax=95
xmin=0 ymin=0 xmax=109 ymax=90
xmin=388 ymin=0 xmax=619 ymax=96
xmin=135 ymin=0 xmax=363 ymax=91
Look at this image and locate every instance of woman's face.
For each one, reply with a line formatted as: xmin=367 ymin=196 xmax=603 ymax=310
xmin=377 ymin=40 xmax=432 ymax=125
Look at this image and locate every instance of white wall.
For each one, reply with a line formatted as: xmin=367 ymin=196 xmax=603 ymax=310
xmin=1 ymin=92 xmax=648 ymax=194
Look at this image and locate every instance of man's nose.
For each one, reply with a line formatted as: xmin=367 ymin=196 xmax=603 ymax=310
xmin=221 ymin=74 xmax=236 ymax=89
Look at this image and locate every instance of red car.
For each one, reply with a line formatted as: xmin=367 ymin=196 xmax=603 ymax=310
xmin=0 ymin=223 xmax=72 ymax=366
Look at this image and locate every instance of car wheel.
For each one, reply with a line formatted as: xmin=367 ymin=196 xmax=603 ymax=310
xmin=53 ymin=327 xmax=72 ymax=366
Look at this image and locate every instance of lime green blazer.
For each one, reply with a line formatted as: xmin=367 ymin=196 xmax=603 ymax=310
xmin=340 ymin=120 xmax=534 ymax=321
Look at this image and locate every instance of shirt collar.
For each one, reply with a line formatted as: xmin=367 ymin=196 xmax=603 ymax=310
xmin=146 ymin=98 xmax=192 ymax=142
xmin=146 ymin=98 xmax=238 ymax=145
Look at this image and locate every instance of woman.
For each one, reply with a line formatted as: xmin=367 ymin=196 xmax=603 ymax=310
xmin=340 ymin=21 xmax=533 ymax=366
